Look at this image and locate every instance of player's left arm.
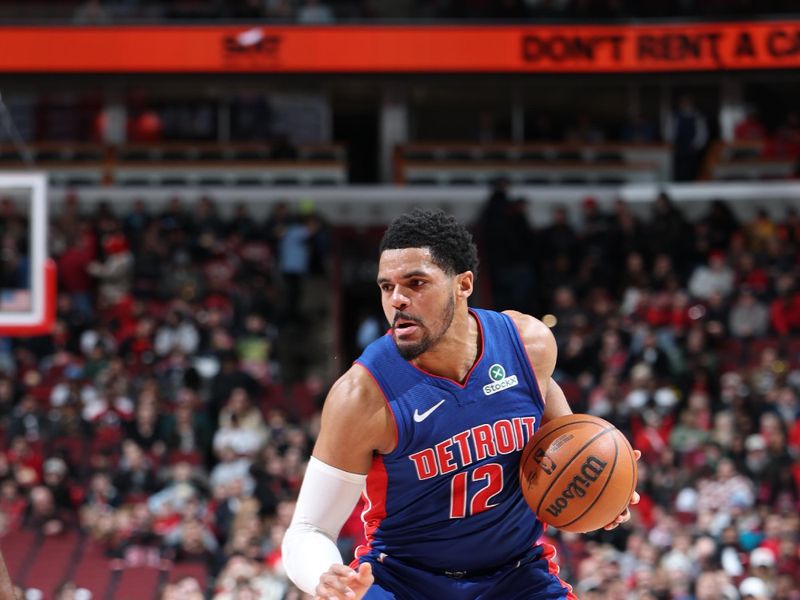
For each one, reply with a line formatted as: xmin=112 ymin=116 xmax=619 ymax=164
xmin=505 ymin=310 xmax=640 ymax=529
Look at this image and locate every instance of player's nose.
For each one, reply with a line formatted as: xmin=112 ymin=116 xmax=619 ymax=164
xmin=390 ymin=287 xmax=409 ymax=309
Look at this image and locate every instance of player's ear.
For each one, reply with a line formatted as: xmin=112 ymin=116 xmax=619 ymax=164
xmin=457 ymin=271 xmax=474 ymax=299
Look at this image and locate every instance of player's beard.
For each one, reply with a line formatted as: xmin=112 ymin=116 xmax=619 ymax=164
xmin=393 ymin=295 xmax=455 ymax=360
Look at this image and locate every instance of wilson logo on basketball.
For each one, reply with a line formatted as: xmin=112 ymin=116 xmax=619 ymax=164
xmin=544 ymin=455 xmax=608 ymax=518
xmin=483 ymin=363 xmax=519 ymax=396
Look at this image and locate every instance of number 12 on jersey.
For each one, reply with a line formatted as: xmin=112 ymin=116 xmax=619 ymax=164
xmin=449 ymin=463 xmax=504 ymax=518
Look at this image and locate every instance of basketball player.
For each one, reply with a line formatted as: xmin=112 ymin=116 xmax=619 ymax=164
xmin=282 ymin=209 xmax=639 ymax=599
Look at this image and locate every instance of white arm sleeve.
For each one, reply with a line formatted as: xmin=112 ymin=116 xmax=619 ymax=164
xmin=281 ymin=456 xmax=367 ymax=595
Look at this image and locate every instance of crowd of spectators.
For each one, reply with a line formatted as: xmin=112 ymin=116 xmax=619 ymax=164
xmin=478 ymin=184 xmax=800 ymax=599
xmin=0 ymin=186 xmax=799 ymax=598
xmin=734 ymin=108 xmax=800 ymax=161
xmin=1 ymin=194 xmax=331 ymax=599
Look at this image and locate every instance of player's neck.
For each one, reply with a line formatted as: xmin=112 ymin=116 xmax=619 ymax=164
xmin=412 ymin=310 xmax=479 ymax=383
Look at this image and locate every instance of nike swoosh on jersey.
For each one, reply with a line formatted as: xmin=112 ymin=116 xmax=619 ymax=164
xmin=413 ymin=399 xmax=446 ymax=423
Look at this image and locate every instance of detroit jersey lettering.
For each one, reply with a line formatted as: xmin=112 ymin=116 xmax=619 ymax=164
xmin=353 ymin=308 xmax=546 ymax=573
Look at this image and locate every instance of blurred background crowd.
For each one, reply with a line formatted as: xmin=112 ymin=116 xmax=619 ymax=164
xmin=1 ymin=1 xmax=800 ymax=599
xmin=0 ymin=181 xmax=799 ymax=599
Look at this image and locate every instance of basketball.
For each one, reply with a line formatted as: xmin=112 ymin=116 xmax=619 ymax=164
xmin=519 ymin=414 xmax=637 ymax=533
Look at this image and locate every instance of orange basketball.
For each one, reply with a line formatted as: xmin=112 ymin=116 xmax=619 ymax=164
xmin=519 ymin=414 xmax=637 ymax=533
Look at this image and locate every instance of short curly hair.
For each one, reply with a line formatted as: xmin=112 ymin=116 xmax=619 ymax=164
xmin=379 ymin=208 xmax=478 ymax=278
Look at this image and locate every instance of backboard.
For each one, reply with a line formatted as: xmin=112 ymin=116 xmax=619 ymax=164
xmin=0 ymin=172 xmax=55 ymax=336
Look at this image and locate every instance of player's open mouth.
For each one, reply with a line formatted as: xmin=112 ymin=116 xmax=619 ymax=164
xmin=394 ymin=320 xmax=419 ymax=337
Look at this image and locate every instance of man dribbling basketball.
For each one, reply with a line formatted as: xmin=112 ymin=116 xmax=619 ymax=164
xmin=282 ymin=209 xmax=640 ymax=599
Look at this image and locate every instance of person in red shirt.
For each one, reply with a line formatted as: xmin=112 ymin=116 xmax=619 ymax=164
xmin=734 ymin=107 xmax=767 ymax=142
xmin=57 ymin=224 xmax=96 ymax=317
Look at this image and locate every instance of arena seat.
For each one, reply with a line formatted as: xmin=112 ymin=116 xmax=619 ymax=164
xmin=703 ymin=140 xmax=798 ymax=181
xmin=71 ymin=540 xmax=114 ymax=598
xmin=402 ymin=161 xmax=661 ymax=186
xmin=394 ymin=142 xmax=671 ymax=185
xmin=0 ymin=142 xmax=349 ymax=187
xmin=113 ymin=566 xmax=163 ymax=600
xmin=19 ymin=529 xmax=81 ymax=597
xmin=0 ymin=528 xmax=37 ymax=580
xmin=168 ymin=559 xmax=209 ymax=589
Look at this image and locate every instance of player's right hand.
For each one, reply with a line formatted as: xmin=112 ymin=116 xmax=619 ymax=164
xmin=314 ymin=562 xmax=373 ymax=600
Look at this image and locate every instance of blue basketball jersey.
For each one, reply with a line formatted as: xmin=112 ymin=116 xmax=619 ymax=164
xmin=353 ymin=308 xmax=547 ymax=573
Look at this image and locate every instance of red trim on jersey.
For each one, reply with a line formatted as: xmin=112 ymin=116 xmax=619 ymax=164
xmin=351 ymin=454 xmax=389 ymax=567
xmin=406 ymin=308 xmax=486 ymax=388
xmin=540 ymin=542 xmax=577 ymax=600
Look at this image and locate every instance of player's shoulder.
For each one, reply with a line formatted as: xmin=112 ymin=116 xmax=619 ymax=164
xmin=321 ymin=363 xmax=395 ymax=454
xmin=323 ymin=363 xmax=390 ymax=423
xmin=501 ymin=310 xmax=555 ymax=347
xmin=501 ymin=310 xmax=558 ymax=378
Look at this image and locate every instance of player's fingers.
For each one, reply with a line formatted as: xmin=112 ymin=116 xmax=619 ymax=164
xmin=315 ymin=586 xmax=356 ymax=600
xmin=355 ymin=561 xmax=374 ymax=586
xmin=633 ymin=449 xmax=642 ymax=461
xmin=603 ymin=507 xmax=630 ymax=530
xmin=317 ymin=572 xmax=357 ymax=599
xmin=329 ymin=564 xmax=358 ymax=577
xmin=629 ymin=490 xmax=641 ymax=505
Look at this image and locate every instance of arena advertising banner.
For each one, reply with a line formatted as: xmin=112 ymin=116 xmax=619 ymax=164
xmin=1 ymin=21 xmax=800 ymax=73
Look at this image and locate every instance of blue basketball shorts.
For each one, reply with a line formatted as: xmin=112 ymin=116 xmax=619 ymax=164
xmin=358 ymin=544 xmax=576 ymax=600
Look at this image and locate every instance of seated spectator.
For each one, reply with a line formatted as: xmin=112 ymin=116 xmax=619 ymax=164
xmin=768 ymin=276 xmax=800 ymax=336
xmin=148 ymin=461 xmax=208 ymax=518
xmin=739 ymin=575 xmax=770 ymax=600
xmin=7 ymin=393 xmax=47 ymax=443
xmin=213 ymin=388 xmax=267 ymax=458
xmin=87 ymin=233 xmax=134 ymax=312
xmin=625 ymin=329 xmax=674 ymax=380
xmin=42 ymin=457 xmax=74 ymax=513
xmin=113 ymin=440 xmax=158 ymax=502
xmin=213 ymin=555 xmax=287 ymax=600
xmin=236 ymin=313 xmax=278 ymax=385
xmin=24 ymin=485 xmax=71 ymax=536
xmin=696 ymin=457 xmax=755 ymax=516
xmin=164 ymin=517 xmax=218 ymax=565
xmin=735 ymin=253 xmax=769 ymax=295
xmin=210 ymin=447 xmax=255 ymax=495
xmin=125 ymin=400 xmax=165 ymax=455
xmin=745 ymin=209 xmax=778 ymax=255
xmin=765 ymin=111 xmax=800 ymax=158
xmin=734 ymin=106 xmax=767 ymax=142
xmin=154 ymin=307 xmax=200 ymax=358
xmin=728 ymin=288 xmax=769 ymax=339
xmin=161 ymin=576 xmax=205 ymax=600
xmin=5 ymin=436 xmax=43 ymax=488
xmin=161 ymin=393 xmax=213 ymax=461
xmin=0 ymin=479 xmax=26 ymax=532
xmin=688 ymin=251 xmax=735 ymax=300
xmin=82 ymin=471 xmax=120 ymax=511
